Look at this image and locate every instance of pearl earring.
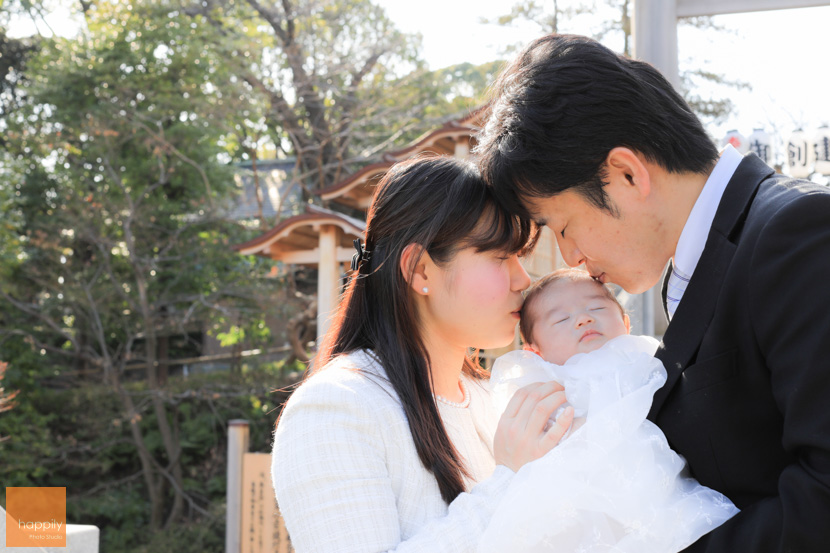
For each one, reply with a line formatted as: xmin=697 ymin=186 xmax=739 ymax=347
xmin=422 ymin=287 xmax=428 ymax=294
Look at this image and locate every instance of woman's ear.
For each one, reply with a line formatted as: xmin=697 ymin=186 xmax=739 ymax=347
xmin=400 ymin=243 xmax=430 ymax=295
xmin=606 ymin=147 xmax=652 ymax=199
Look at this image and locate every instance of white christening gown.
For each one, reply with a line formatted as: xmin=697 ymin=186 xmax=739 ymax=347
xmin=479 ymin=335 xmax=739 ymax=553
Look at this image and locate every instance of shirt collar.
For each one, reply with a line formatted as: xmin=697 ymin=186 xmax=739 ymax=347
xmin=673 ymin=144 xmax=744 ymax=279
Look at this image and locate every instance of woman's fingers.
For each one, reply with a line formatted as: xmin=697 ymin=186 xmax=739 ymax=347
xmin=541 ymin=405 xmax=574 ymax=450
xmin=503 ymin=380 xmax=564 ymax=420
xmin=525 ymin=389 xmax=568 ymax=436
xmin=494 ymin=381 xmax=570 ymax=472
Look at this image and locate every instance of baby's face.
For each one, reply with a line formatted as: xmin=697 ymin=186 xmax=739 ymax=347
xmin=527 ymin=280 xmax=630 ymax=365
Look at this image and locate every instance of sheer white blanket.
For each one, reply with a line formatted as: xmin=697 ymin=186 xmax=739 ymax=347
xmin=480 ymin=335 xmax=738 ymax=553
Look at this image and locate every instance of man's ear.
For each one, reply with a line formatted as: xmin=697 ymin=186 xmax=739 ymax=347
xmin=623 ymin=313 xmax=631 ymax=334
xmin=400 ymin=243 xmax=430 ymax=296
xmin=606 ymin=147 xmax=652 ymax=199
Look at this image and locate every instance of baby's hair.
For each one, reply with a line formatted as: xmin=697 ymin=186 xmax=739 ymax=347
xmin=519 ymin=268 xmax=625 ymax=346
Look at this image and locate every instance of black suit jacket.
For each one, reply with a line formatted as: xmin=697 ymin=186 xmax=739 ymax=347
xmin=648 ymin=154 xmax=830 ymax=552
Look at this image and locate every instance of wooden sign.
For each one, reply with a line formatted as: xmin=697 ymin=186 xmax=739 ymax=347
xmin=240 ymin=453 xmax=293 ymax=553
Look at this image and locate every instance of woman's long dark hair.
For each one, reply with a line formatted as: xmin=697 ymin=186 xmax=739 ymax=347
xmin=316 ymin=155 xmax=537 ymax=503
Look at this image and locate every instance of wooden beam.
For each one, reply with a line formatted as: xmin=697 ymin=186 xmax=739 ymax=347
xmin=226 ymin=420 xmax=249 ymax=553
xmin=277 ymin=247 xmax=353 ymax=265
xmin=677 ymin=0 xmax=830 ymax=17
xmin=317 ymin=225 xmax=340 ymax=343
xmin=455 ymin=136 xmax=471 ymax=159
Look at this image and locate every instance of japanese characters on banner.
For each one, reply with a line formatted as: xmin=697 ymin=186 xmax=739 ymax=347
xmin=721 ymin=127 xmax=830 ymax=178
xmin=748 ymin=129 xmax=773 ymax=166
xmin=787 ymin=129 xmax=812 ymax=178
xmin=815 ymin=126 xmax=830 ymax=175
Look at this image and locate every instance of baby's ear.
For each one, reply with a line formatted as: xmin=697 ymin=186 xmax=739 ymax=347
xmin=623 ymin=313 xmax=631 ymax=334
xmin=523 ymin=343 xmax=541 ymax=355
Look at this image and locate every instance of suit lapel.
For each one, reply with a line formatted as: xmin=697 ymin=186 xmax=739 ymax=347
xmin=650 ymin=154 xmax=774 ymax=419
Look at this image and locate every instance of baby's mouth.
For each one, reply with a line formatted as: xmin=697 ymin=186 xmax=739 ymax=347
xmin=580 ymin=330 xmax=601 ymax=342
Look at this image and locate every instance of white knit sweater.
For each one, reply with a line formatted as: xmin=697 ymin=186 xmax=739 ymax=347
xmin=271 ymin=350 xmax=514 ymax=553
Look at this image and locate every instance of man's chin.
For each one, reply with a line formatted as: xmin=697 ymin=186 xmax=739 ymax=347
xmin=611 ymin=276 xmax=661 ymax=295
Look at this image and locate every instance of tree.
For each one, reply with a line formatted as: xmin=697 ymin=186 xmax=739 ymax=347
xmin=0 ymin=361 xmax=17 ymax=415
xmin=181 ymin=0 xmax=426 ymax=196
xmin=1 ymin=0 xmax=492 ymax=532
xmin=483 ymin=0 xmax=749 ymax=125
xmin=0 ymin=0 xmax=277 ymax=529
xmin=0 ymin=361 xmax=18 ymax=443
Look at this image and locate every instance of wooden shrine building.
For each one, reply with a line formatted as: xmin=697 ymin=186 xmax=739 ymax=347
xmin=234 ymin=107 xmax=563 ymax=361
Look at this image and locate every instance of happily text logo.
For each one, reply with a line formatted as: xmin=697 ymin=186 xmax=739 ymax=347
xmin=5 ymin=487 xmax=67 ymax=548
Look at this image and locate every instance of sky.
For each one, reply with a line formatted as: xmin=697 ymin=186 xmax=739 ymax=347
xmin=376 ymin=1 xmax=830 ymax=169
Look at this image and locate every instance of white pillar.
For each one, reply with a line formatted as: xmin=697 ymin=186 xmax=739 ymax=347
xmin=226 ymin=419 xmax=250 ymax=553
xmin=632 ymin=0 xmax=680 ymax=89
xmin=630 ymin=0 xmax=679 ymax=337
xmin=317 ymin=225 xmax=339 ymax=344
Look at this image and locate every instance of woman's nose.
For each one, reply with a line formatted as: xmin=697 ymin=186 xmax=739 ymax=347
xmin=510 ymin=255 xmax=532 ymax=292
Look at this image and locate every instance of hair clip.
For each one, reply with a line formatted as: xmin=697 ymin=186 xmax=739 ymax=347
xmin=351 ymin=239 xmax=370 ymax=271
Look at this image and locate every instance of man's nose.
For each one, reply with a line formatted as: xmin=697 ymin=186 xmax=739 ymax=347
xmin=554 ymin=234 xmax=586 ymax=268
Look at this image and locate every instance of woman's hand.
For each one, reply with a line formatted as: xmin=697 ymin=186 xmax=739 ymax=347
xmin=493 ymin=381 xmax=574 ymax=472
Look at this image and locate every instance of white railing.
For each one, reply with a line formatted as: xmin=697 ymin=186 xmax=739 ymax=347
xmin=0 ymin=505 xmax=99 ymax=553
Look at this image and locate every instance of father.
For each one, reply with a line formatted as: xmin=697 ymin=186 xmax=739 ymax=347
xmin=476 ymin=34 xmax=830 ymax=551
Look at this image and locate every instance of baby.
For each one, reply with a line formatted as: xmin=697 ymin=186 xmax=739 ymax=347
xmin=479 ymin=268 xmax=738 ymax=553
xmin=520 ymin=267 xmax=631 ymax=365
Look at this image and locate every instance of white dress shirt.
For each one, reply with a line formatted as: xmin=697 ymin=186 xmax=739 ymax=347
xmin=667 ymin=145 xmax=744 ymax=319
xmin=271 ymin=350 xmax=513 ymax=553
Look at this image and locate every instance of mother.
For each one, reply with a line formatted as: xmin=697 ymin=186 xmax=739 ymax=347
xmin=271 ymin=156 xmax=572 ymax=552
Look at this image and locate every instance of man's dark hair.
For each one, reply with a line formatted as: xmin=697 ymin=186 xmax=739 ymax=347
xmin=476 ymin=34 xmax=719 ymax=219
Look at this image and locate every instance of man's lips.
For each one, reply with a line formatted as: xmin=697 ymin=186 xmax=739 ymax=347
xmin=580 ymin=329 xmax=601 ymax=342
xmin=591 ymin=272 xmax=607 ymax=284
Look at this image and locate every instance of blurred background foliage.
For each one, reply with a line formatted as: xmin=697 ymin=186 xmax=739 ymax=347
xmin=0 ymin=0 xmax=497 ymax=550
